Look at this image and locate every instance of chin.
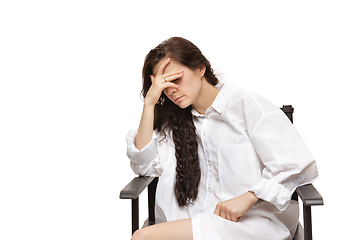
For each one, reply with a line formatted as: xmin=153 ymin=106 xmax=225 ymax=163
xmin=177 ymin=102 xmax=191 ymax=109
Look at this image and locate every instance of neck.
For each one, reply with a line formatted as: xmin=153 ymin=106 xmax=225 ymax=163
xmin=192 ymin=81 xmax=220 ymax=115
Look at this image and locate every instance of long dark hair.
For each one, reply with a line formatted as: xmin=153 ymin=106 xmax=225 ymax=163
xmin=141 ymin=37 xmax=219 ymax=207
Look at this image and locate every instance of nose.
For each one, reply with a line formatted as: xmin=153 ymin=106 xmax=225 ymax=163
xmin=165 ymin=85 xmax=177 ymax=96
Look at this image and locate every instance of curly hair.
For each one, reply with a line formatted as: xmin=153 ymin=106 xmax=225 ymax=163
xmin=141 ymin=37 xmax=219 ymax=207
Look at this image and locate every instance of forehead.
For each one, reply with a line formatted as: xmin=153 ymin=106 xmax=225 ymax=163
xmin=153 ymin=59 xmax=184 ymax=75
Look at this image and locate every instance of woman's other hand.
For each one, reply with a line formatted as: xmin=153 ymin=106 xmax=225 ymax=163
xmin=144 ymin=58 xmax=183 ymax=107
xmin=214 ymin=191 xmax=259 ymax=222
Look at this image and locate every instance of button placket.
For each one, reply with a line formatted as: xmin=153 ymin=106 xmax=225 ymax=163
xmin=201 ymin=116 xmax=215 ymax=207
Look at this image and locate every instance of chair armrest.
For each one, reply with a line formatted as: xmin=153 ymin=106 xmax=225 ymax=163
xmin=120 ymin=176 xmax=155 ymax=199
xmin=296 ymin=184 xmax=324 ymax=206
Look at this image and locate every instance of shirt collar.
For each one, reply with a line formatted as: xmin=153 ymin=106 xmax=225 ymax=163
xmin=191 ymin=82 xmax=238 ymax=117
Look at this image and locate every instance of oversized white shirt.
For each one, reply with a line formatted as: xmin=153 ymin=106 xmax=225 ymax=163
xmin=126 ymin=82 xmax=318 ymax=238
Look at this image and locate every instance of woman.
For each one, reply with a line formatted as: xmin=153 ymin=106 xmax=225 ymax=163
xmin=127 ymin=37 xmax=318 ymax=240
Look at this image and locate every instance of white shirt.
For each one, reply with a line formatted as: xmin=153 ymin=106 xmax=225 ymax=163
xmin=126 ymin=82 xmax=318 ymax=238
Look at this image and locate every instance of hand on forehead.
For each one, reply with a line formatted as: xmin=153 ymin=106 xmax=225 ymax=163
xmin=154 ymin=58 xmax=182 ymax=75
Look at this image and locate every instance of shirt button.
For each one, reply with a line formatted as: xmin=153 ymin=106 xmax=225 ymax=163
xmin=152 ymin=160 xmax=156 ymax=166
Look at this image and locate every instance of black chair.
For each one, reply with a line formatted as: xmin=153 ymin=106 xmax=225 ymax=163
xmin=120 ymin=105 xmax=324 ymax=240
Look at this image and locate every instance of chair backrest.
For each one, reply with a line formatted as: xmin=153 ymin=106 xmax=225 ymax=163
xmin=280 ymin=105 xmax=299 ymax=202
xmin=280 ymin=105 xmax=294 ymax=123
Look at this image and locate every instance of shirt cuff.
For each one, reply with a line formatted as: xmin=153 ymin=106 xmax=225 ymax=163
xmin=249 ymin=178 xmax=292 ymax=212
xmin=126 ymin=129 xmax=158 ymax=165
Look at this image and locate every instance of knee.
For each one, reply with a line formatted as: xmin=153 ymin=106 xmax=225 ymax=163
xmin=131 ymin=228 xmax=147 ymax=240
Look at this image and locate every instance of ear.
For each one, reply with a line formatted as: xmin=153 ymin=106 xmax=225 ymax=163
xmin=150 ymin=75 xmax=155 ymax=83
xmin=198 ymin=65 xmax=206 ymax=77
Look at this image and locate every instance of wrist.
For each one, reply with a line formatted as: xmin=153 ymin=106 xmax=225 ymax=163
xmin=143 ymin=101 xmax=156 ymax=111
xmin=247 ymin=191 xmax=259 ymax=205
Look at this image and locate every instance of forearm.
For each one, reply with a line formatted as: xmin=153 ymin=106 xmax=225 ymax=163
xmin=246 ymin=191 xmax=259 ymax=205
xmin=135 ymin=103 xmax=155 ymax=150
xmin=134 ymin=58 xmax=182 ymax=150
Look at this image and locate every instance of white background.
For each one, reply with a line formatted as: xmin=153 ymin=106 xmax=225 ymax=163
xmin=1 ymin=0 xmax=359 ymax=239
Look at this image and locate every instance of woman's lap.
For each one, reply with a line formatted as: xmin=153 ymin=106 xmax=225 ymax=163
xmin=192 ymin=211 xmax=291 ymax=240
xmin=132 ymin=204 xmax=293 ymax=240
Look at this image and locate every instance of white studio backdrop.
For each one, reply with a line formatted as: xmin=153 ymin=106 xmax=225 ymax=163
xmin=0 ymin=0 xmax=359 ymax=239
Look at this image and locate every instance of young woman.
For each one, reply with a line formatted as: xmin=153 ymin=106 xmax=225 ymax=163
xmin=126 ymin=37 xmax=318 ymax=240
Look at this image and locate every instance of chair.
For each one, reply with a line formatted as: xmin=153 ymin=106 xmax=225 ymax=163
xmin=120 ymin=105 xmax=324 ymax=240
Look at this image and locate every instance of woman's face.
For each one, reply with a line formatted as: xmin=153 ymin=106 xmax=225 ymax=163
xmin=153 ymin=58 xmax=204 ymax=109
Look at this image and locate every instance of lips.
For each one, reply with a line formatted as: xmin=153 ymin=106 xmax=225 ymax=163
xmin=174 ymin=96 xmax=183 ymax=103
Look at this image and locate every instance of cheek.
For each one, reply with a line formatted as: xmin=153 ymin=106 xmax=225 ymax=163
xmin=163 ymin=89 xmax=170 ymax=98
xmin=188 ymin=78 xmax=202 ymax=95
xmin=183 ymin=74 xmax=199 ymax=91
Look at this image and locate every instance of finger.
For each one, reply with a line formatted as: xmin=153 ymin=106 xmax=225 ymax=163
xmin=220 ymin=210 xmax=226 ymax=220
xmin=154 ymin=70 xmax=183 ymax=84
xmin=231 ymin=212 xmax=240 ymax=222
xmin=162 ymin=82 xmax=179 ymax=90
xmin=214 ymin=203 xmax=221 ymax=216
xmin=214 ymin=208 xmax=219 ymax=217
xmin=157 ymin=58 xmax=171 ymax=76
xmin=162 ymin=71 xmax=184 ymax=82
xmin=162 ymin=70 xmax=184 ymax=79
xmin=225 ymin=209 xmax=232 ymax=221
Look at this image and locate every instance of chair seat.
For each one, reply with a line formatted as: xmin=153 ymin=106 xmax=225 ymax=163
xmin=293 ymin=222 xmax=304 ymax=240
xmin=142 ymin=218 xmax=156 ymax=229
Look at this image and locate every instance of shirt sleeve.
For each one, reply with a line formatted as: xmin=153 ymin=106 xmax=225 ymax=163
xmin=126 ymin=129 xmax=163 ymax=177
xmin=246 ymin=94 xmax=318 ymax=212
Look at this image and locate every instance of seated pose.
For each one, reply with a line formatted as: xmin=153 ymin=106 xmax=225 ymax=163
xmin=126 ymin=37 xmax=318 ymax=240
